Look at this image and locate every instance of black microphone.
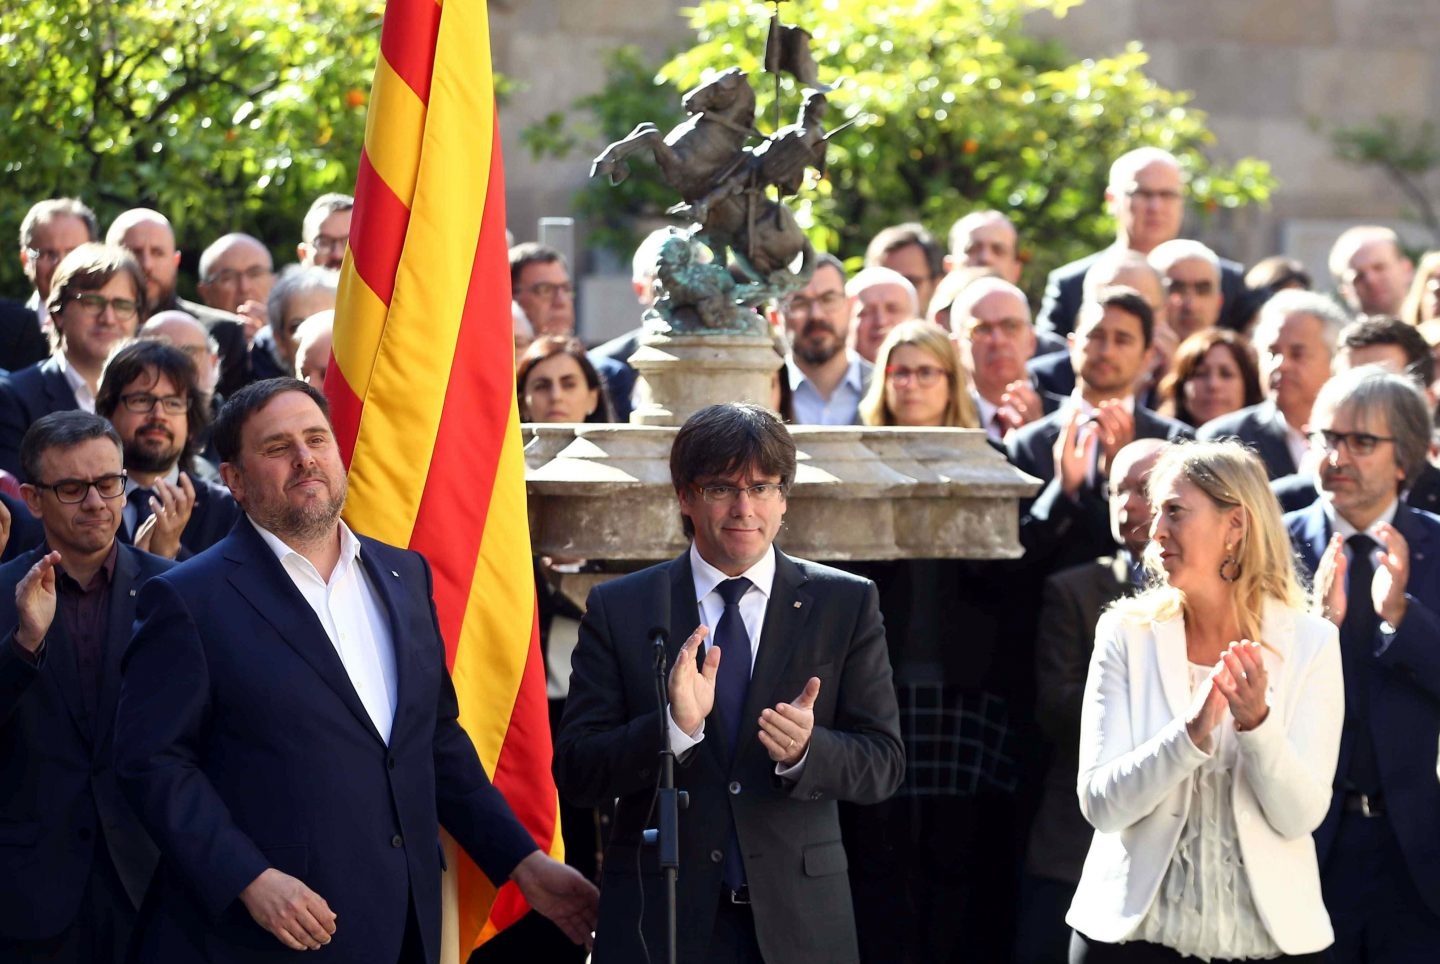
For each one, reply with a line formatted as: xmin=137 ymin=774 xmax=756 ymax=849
xmin=649 ymin=626 xmax=669 ymax=670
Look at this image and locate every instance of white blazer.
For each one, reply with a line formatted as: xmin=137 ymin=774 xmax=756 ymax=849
xmin=1065 ymin=599 xmax=1343 ymax=955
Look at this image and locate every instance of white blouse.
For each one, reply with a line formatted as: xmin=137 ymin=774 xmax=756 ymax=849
xmin=1132 ymin=663 xmax=1282 ymax=961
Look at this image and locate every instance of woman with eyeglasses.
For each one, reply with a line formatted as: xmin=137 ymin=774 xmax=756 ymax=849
xmin=1066 ymin=441 xmax=1342 ymax=963
xmin=858 ymin=319 xmax=979 ymax=428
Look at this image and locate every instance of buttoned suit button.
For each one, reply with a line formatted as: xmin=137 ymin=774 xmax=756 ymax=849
xmin=728 ymin=781 xmax=741 ymax=795
xmin=387 ymin=757 xmax=397 ymax=770
xmin=709 ymin=849 xmax=724 ymax=863
xmin=391 ymin=834 xmax=404 ymax=848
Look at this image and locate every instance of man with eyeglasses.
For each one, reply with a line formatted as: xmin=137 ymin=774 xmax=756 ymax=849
xmin=948 ymin=276 xmax=1053 ymax=442
xmin=510 ymin=242 xmax=577 ymax=338
xmin=556 ymin=402 xmax=902 ymax=964
xmin=0 ymin=411 xmax=173 ymax=963
xmin=195 ymin=233 xmax=275 ymax=341
xmin=105 ymin=209 xmax=253 ymax=401
xmin=94 ymin=341 xmax=240 ymax=560
xmin=1286 ymin=367 xmax=1440 ymax=964
xmin=1271 ymin=316 xmax=1440 ymax=515
xmin=2 ymin=198 xmax=97 ymax=372
xmin=296 ymin=194 xmax=353 ymax=271
xmin=1148 ymin=238 xmax=1225 ymax=339
xmin=770 ymin=253 xmax=869 ymax=425
xmin=250 ymin=264 xmax=337 ymax=382
xmin=0 ymin=244 xmax=147 ymax=480
xmin=1035 ymin=147 xmax=1245 ymax=337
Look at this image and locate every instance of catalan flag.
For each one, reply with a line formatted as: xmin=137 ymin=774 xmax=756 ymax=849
xmin=327 ymin=0 xmax=559 ymax=958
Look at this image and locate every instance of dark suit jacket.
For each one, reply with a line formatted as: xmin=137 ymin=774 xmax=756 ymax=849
xmin=1196 ymin=399 xmax=1298 ymax=479
xmin=0 ymin=299 xmax=49 ymax=374
xmin=0 ymin=355 xmax=81 ymax=479
xmin=1287 ymin=502 xmax=1440 ymax=917
xmin=0 ymin=543 xmax=172 ymax=941
xmin=114 ymin=520 xmax=538 ymax=963
xmin=1027 ymin=554 xmax=1133 ymax=883
xmin=589 ymin=329 xmax=640 ymax=423
xmin=1007 ymin=403 xmax=1193 ymax=573
xmin=554 ymin=549 xmax=904 ymax=964
xmin=1036 ymin=248 xmax=1245 ymax=337
xmin=117 ymin=474 xmax=242 ymax=560
xmin=0 ymin=491 xmax=46 ymax=563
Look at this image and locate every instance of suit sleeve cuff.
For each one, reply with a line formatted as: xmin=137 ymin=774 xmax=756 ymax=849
xmin=8 ymin=631 xmax=42 ymax=666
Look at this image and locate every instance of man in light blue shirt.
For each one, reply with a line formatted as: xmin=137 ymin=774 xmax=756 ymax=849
xmin=774 ymin=253 xmax=872 ymax=425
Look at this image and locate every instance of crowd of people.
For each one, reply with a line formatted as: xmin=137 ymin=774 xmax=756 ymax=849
xmin=519 ymin=146 xmax=1440 ymax=964
xmin=2 ymin=136 xmax=1439 ymax=964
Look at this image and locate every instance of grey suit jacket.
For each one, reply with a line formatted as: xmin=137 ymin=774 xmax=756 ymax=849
xmin=554 ymin=548 xmax=903 ymax=964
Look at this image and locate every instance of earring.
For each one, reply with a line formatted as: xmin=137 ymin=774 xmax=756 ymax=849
xmin=1219 ymin=542 xmax=1241 ymax=582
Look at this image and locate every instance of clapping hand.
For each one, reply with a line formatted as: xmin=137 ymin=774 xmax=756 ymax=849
xmin=1214 ymin=640 xmax=1269 ymax=731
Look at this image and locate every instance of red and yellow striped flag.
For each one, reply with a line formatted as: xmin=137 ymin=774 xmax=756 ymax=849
xmin=328 ymin=0 xmax=560 ymax=958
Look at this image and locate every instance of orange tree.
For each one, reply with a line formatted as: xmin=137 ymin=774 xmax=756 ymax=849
xmin=0 ymin=0 xmax=382 ymax=294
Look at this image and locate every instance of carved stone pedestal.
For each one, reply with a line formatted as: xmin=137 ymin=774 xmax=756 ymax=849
xmin=627 ymin=331 xmax=779 ymax=427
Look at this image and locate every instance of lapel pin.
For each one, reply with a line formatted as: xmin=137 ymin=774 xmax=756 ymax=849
xmin=130 ymin=589 xmax=137 ymax=597
xmin=391 ymin=570 xmax=400 ymax=578
xmin=793 ymin=601 xmax=802 ymax=609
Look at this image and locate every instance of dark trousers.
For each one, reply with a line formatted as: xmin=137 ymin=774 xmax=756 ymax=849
xmin=1070 ymin=930 xmax=1324 ymax=963
xmin=1015 ymin=873 xmax=1080 ymax=964
xmin=0 ymin=845 xmax=136 ymax=964
xmin=706 ymin=898 xmax=763 ymax=964
xmin=1322 ymin=811 xmax=1440 ymax=964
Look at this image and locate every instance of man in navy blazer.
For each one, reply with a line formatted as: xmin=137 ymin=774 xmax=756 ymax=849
xmin=1285 ymin=368 xmax=1440 ymax=962
xmin=1198 ymin=289 xmax=1349 ymax=479
xmin=94 ymin=340 xmax=240 ymax=559
xmin=0 ymin=411 xmax=172 ymax=962
xmin=555 ymin=403 xmax=903 ymax=964
xmin=1009 ymin=288 xmax=1192 ymax=574
xmin=0 ymin=244 xmax=147 ymax=479
xmin=1035 ymin=147 xmax=1246 ymax=336
xmin=114 ymin=379 xmax=596 ymax=962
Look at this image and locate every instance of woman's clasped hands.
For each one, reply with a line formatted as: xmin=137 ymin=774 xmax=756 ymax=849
xmin=1186 ymin=640 xmax=1269 ymax=751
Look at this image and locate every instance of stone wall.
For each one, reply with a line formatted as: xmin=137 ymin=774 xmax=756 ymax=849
xmin=493 ymin=0 xmax=1440 ymax=338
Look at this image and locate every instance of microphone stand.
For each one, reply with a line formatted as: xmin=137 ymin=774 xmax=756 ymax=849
xmin=642 ymin=627 xmax=684 ymax=964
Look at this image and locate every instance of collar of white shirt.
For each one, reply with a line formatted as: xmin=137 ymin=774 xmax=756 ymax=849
xmin=1325 ymin=498 xmax=1399 ymax=542
xmin=250 ymin=516 xmax=362 ymax=579
xmin=689 ymin=541 xmax=777 ymax=606
xmin=55 ymin=352 xmax=96 ymax=414
xmin=1067 ymin=391 xmax=1136 ymax=419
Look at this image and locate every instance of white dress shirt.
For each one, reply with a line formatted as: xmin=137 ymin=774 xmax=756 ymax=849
xmin=251 ymin=519 xmax=399 ymax=744
xmin=56 ymin=353 xmax=95 ymax=413
xmin=668 ymin=544 xmax=808 ymax=777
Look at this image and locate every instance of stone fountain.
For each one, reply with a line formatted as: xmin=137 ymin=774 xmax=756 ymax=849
xmin=525 ymin=17 xmax=1038 ymax=581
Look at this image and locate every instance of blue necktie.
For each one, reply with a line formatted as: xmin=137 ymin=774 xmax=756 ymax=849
xmin=713 ymin=577 xmax=753 ymax=753
xmin=711 ymin=576 xmax=752 ymax=891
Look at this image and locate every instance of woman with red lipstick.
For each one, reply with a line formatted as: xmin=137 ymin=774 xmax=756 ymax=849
xmin=1067 ymin=441 xmax=1343 ymax=963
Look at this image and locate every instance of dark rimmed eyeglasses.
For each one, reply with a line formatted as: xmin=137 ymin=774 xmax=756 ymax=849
xmin=31 ymin=472 xmax=128 ymax=504
xmin=1309 ymin=429 xmax=1395 ymax=456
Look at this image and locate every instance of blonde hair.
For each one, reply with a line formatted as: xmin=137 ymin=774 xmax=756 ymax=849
xmin=1110 ymin=440 xmax=1305 ymax=642
xmin=858 ymin=319 xmax=978 ymax=428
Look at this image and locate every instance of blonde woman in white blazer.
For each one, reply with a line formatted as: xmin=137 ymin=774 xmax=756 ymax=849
xmin=1066 ymin=442 xmax=1343 ymax=963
